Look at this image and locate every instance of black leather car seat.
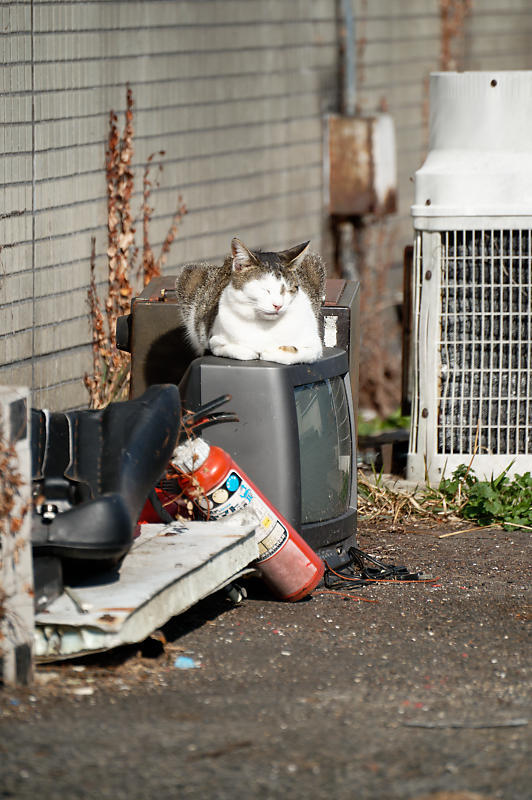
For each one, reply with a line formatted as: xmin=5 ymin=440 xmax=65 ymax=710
xmin=31 ymin=384 xmax=180 ymax=571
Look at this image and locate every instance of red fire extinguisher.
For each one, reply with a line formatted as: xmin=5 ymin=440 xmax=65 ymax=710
xmin=172 ymin=437 xmax=324 ymax=602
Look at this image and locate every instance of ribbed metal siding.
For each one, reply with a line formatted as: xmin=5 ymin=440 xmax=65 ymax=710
xmin=1 ymin=1 xmax=531 ymax=410
xmin=0 ymin=0 xmax=338 ymax=409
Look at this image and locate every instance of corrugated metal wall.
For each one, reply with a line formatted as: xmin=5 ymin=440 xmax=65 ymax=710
xmin=347 ymin=0 xmax=532 ymax=413
xmin=0 ymin=0 xmax=339 ymax=409
xmin=355 ymin=0 xmax=532 ymax=268
xmin=1 ymin=1 xmax=531 ymax=410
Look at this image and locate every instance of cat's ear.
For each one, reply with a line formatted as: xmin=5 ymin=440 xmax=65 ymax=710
xmin=279 ymin=241 xmax=310 ymax=269
xmin=231 ymin=237 xmax=257 ymax=271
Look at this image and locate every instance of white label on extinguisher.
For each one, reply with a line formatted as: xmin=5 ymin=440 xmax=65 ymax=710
xmin=200 ymin=470 xmax=253 ymax=518
xmin=202 ymin=469 xmax=289 ymax=561
xmin=255 ymin=519 xmax=289 ymax=562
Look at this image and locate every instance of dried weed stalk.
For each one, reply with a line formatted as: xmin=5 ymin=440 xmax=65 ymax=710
xmin=84 ymin=87 xmax=187 ymax=409
xmin=140 ymin=152 xmax=187 ymax=288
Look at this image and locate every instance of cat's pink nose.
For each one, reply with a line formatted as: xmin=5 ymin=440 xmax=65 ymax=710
xmin=273 ymin=303 xmax=282 ymax=312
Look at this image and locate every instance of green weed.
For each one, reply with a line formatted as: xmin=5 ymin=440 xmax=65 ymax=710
xmin=358 ymin=409 xmax=410 ymax=438
xmin=432 ymin=464 xmax=532 ymax=531
xmin=358 ymin=462 xmax=532 ymax=531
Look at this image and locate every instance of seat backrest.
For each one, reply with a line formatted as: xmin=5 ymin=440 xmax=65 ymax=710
xmin=32 ymin=384 xmax=181 ymax=522
xmin=67 ymin=384 xmax=181 ymax=517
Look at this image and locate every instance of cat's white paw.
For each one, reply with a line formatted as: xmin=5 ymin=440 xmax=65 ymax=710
xmin=293 ymin=345 xmax=323 ymax=363
xmin=209 ymin=336 xmax=259 ymax=361
xmin=260 ymin=346 xmax=301 ymax=365
xmin=260 ymin=345 xmax=322 ymax=365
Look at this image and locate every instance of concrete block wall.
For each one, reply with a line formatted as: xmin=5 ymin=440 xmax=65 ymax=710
xmin=0 ymin=1 xmax=531 ymax=411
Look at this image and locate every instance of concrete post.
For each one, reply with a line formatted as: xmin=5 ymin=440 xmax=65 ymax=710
xmin=0 ymin=387 xmax=34 ymax=686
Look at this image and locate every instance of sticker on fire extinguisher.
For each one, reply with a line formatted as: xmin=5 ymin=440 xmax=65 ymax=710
xmin=202 ymin=470 xmax=289 ymax=561
xmin=255 ymin=519 xmax=289 ymax=562
xmin=199 ymin=471 xmax=250 ymax=517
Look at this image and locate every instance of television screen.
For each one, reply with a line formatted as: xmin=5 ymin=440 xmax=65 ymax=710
xmin=295 ymin=376 xmax=352 ymax=524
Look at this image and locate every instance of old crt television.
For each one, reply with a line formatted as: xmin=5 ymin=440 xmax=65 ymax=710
xmin=118 ymin=278 xmax=359 ymax=567
xmin=179 ymin=348 xmax=357 ymax=567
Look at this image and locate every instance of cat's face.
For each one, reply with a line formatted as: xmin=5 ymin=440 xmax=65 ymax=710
xmin=229 ymin=237 xmax=309 ymax=320
xmin=239 ymin=271 xmax=297 ymax=319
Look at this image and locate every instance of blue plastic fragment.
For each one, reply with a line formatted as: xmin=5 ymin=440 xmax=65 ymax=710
xmin=174 ymin=655 xmax=200 ymax=669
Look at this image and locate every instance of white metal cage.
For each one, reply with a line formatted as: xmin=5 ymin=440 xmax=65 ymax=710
xmin=408 ymin=72 xmax=532 ymax=482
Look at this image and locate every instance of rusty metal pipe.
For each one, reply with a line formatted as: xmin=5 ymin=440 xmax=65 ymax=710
xmin=340 ymin=0 xmax=357 ymax=116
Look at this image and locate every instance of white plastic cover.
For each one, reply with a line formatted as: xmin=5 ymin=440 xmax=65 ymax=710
xmin=412 ymin=71 xmax=532 ymax=223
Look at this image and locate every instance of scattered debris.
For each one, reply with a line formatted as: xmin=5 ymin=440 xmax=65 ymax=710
xmin=70 ymin=687 xmax=95 ymax=697
xmin=402 ymin=718 xmax=528 ymax=729
xmin=174 ymin=655 xmax=201 ymax=670
xmin=186 ymin=740 xmax=252 ymax=762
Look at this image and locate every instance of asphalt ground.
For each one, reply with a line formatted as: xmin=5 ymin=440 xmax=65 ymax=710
xmin=0 ymin=518 xmax=530 ymax=800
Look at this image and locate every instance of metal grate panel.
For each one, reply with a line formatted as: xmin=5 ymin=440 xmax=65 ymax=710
xmin=438 ymin=229 xmax=532 ymax=456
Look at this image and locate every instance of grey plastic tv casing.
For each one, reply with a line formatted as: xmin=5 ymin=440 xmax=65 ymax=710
xmin=179 ymin=347 xmax=357 ymax=561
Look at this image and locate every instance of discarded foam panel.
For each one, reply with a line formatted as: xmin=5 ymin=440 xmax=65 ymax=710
xmin=34 ymin=517 xmax=258 ymax=661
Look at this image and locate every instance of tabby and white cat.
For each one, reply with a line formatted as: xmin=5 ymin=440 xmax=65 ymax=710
xmin=175 ymin=237 xmax=326 ymax=364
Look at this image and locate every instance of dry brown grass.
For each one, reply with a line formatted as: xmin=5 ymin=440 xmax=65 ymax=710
xmin=357 ymin=470 xmax=461 ymax=528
